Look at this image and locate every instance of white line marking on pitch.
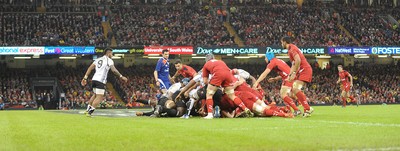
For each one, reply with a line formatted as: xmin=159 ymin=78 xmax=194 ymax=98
xmin=323 ymin=147 xmax=400 ymax=151
xmin=286 ymin=119 xmax=400 ymax=127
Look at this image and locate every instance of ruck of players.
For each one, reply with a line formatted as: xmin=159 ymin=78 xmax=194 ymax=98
xmin=80 ymin=37 xmax=363 ymax=119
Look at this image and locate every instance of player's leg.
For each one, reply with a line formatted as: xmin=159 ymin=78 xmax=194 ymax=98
xmin=262 ymin=105 xmax=293 ymax=118
xmin=204 ymin=84 xmax=218 ymax=119
xmin=341 ymin=90 xmax=347 ymax=107
xmin=85 ymin=93 xmax=96 ymax=114
xmin=158 ymin=79 xmax=169 ymax=95
xmin=280 ymin=85 xmax=300 ymax=115
xmin=225 ymin=87 xmax=253 ymax=117
xmin=87 ymin=89 xmax=105 ymax=116
xmin=292 ymin=80 xmax=313 ymax=117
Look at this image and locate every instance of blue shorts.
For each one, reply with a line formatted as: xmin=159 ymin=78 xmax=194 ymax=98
xmin=158 ymin=78 xmax=171 ymax=90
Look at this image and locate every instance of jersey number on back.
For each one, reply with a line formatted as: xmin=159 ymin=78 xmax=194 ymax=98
xmin=97 ymin=60 xmax=103 ymax=68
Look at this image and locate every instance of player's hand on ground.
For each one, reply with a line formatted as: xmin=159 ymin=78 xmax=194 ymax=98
xmin=81 ymin=79 xmax=87 ymax=86
xmin=135 ymin=111 xmax=143 ymax=116
xmin=121 ymin=76 xmax=128 ymax=82
xmin=268 ymin=78 xmax=276 ymax=83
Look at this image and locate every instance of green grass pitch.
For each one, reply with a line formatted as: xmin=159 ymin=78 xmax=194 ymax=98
xmin=1 ymin=105 xmax=400 ymax=151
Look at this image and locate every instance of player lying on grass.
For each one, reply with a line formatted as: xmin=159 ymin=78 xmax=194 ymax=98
xmin=135 ymin=79 xmax=189 ymax=117
xmin=220 ymin=91 xmax=293 ymax=118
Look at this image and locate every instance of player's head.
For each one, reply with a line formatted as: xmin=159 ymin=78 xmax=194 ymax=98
xmin=280 ymin=36 xmax=293 ymax=49
xmin=162 ymin=49 xmax=169 ymax=59
xmin=265 ymin=52 xmax=275 ymax=63
xmin=205 ymin=53 xmax=214 ymax=62
xmin=104 ymin=48 xmax=113 ymax=58
xmin=338 ymin=65 xmax=343 ymax=72
xmin=174 ymin=59 xmax=183 ymax=70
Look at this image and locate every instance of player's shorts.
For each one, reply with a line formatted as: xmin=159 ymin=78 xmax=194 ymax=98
xmin=158 ymin=78 xmax=171 ymax=90
xmin=296 ymin=67 xmax=313 ymax=83
xmin=175 ymin=100 xmax=186 ymax=108
xmin=92 ymin=80 xmax=106 ymax=95
xmin=209 ymin=71 xmax=236 ymax=87
xmin=157 ymin=96 xmax=169 ymax=106
xmin=342 ymin=83 xmax=351 ymax=92
xmin=235 ymin=91 xmax=257 ymax=110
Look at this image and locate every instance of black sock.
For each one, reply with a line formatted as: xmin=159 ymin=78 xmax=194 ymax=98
xmin=135 ymin=99 xmax=150 ymax=105
xmin=143 ymin=111 xmax=154 ymax=116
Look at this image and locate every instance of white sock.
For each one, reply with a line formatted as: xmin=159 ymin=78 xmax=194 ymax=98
xmin=86 ymin=105 xmax=92 ymax=111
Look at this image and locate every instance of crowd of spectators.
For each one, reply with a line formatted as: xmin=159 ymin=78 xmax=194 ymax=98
xmin=0 ymin=62 xmax=35 ymax=108
xmin=340 ymin=7 xmax=400 ymax=46
xmin=110 ymin=5 xmax=235 ymax=46
xmin=230 ymin=4 xmax=357 ymax=47
xmin=0 ymin=13 xmax=107 ymax=46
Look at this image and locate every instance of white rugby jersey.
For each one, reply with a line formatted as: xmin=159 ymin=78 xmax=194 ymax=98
xmin=167 ymin=83 xmax=182 ymax=95
xmin=237 ymin=69 xmax=250 ymax=79
xmin=193 ymin=72 xmax=212 ymax=88
xmin=92 ymin=56 xmax=114 ymax=84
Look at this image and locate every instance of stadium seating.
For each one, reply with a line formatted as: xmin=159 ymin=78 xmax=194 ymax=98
xmin=340 ymin=7 xmax=400 ymax=46
xmin=230 ymin=4 xmax=358 ymax=47
xmin=109 ymin=5 xmax=235 ymax=46
xmin=1 ymin=9 xmax=106 ymax=46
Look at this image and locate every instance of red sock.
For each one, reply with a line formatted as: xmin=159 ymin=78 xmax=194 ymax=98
xmin=284 ymin=96 xmax=299 ymax=111
xmin=349 ymin=96 xmax=355 ymax=103
xmin=206 ymin=99 xmax=213 ymax=114
xmin=264 ymin=108 xmax=286 ymax=117
xmin=232 ymin=97 xmax=248 ymax=111
xmin=296 ymin=91 xmax=310 ymax=111
xmin=342 ymin=97 xmax=346 ymax=107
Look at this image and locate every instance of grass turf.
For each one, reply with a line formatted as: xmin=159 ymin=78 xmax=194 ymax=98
xmin=1 ymin=105 xmax=400 ymax=151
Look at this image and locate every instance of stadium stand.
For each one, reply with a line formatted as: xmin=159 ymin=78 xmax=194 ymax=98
xmin=230 ymin=4 xmax=358 ymax=47
xmin=340 ymin=7 xmax=400 ymax=46
xmin=0 ymin=13 xmax=107 ymax=46
xmin=109 ymin=5 xmax=235 ymax=46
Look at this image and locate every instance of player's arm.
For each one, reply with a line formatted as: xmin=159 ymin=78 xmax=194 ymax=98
xmin=169 ymin=75 xmax=174 ymax=84
xmin=81 ymin=64 xmax=95 ymax=86
xmin=221 ymin=110 xmax=234 ymax=118
xmin=171 ymin=70 xmax=180 ymax=82
xmin=233 ymin=77 xmax=245 ymax=89
xmin=348 ymin=72 xmax=353 ymax=87
xmin=174 ymin=80 xmax=196 ymax=102
xmin=289 ymin=54 xmax=301 ymax=81
xmin=253 ymin=68 xmax=271 ymax=88
xmin=336 ymin=77 xmax=340 ymax=84
xmin=202 ymin=67 xmax=209 ymax=85
xmin=154 ymin=60 xmax=162 ymax=86
xmin=110 ymin=65 xmax=128 ymax=82
xmin=269 ymin=76 xmax=282 ymax=83
xmin=185 ymin=83 xmax=199 ymax=97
